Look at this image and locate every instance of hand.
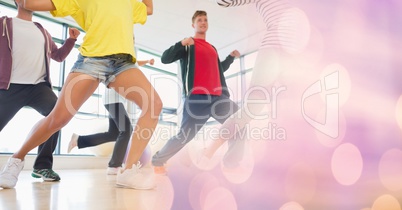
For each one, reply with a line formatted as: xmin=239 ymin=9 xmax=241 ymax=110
xmin=230 ymin=50 xmax=240 ymax=58
xmin=181 ymin=37 xmax=194 ymax=46
xmin=149 ymin=58 xmax=155 ymax=65
xmin=68 ymin=28 xmax=80 ymax=39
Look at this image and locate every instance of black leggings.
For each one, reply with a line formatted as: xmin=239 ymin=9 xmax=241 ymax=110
xmin=77 ymin=103 xmax=133 ymax=167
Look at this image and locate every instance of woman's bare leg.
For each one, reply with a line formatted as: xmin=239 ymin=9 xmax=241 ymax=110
xmin=13 ymin=73 xmax=100 ymax=160
xmin=109 ymin=68 xmax=162 ymax=169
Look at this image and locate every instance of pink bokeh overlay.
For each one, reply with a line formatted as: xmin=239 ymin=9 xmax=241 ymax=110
xmin=157 ymin=1 xmax=402 ymax=209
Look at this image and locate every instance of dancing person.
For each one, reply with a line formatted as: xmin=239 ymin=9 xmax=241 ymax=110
xmin=68 ymin=59 xmax=155 ymax=175
xmin=0 ymin=0 xmax=162 ymax=190
xmin=151 ymin=10 xmax=244 ymax=175
xmin=0 ymin=0 xmax=79 ymax=182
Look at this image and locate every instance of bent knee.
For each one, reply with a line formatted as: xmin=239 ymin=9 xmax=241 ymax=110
xmin=145 ymin=96 xmax=163 ymax=116
xmin=47 ymin=115 xmax=71 ymax=130
xmin=153 ymin=97 xmax=163 ymax=115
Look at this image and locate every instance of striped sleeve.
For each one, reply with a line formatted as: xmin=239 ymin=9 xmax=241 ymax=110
xmin=216 ymin=0 xmax=256 ymax=7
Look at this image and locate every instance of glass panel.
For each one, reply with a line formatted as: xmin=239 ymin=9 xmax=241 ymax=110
xmin=143 ymin=70 xmax=181 ymax=109
xmin=161 ymin=113 xmax=178 ymax=124
xmin=0 ymin=109 xmax=43 ymax=154
xmin=77 ymin=95 xmax=105 ymax=116
xmin=245 ymin=69 xmax=253 ymax=91
xmin=32 ymin=16 xmax=64 ymax=39
xmin=137 ymin=50 xmax=178 ymax=75
xmin=244 ymin=51 xmax=258 ymax=70
xmin=224 ymin=58 xmax=241 ymax=77
xmin=226 ymin=75 xmax=241 ymax=103
xmin=0 ymin=4 xmax=17 ymax=17
xmin=60 ymin=115 xmax=109 ymax=155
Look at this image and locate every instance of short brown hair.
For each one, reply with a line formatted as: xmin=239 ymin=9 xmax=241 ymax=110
xmin=192 ymin=10 xmax=207 ymax=23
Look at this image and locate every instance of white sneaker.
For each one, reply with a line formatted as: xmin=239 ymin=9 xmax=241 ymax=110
xmin=67 ymin=133 xmax=79 ymax=153
xmin=0 ymin=157 xmax=24 ymax=189
xmin=116 ymin=162 xmax=155 ymax=190
xmin=107 ymin=167 xmax=120 ymax=175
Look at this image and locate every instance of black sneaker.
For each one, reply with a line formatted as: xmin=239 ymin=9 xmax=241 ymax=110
xmin=31 ymin=169 xmax=61 ymax=181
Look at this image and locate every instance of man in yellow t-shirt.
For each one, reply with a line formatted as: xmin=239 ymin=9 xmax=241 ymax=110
xmin=0 ymin=0 xmax=162 ymax=190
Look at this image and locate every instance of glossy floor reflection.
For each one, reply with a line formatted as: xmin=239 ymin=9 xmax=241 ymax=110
xmin=1 ymin=153 xmax=402 ymax=210
xmin=0 ymin=169 xmax=174 ymax=210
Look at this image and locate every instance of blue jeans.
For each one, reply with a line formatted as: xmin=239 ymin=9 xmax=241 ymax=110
xmin=71 ymin=53 xmax=138 ymax=86
xmin=152 ymin=94 xmax=245 ymax=168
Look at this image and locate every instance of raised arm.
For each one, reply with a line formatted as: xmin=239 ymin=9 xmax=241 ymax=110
xmin=24 ymin=0 xmax=56 ymax=11
xmin=137 ymin=58 xmax=154 ymax=66
xmin=50 ymin=28 xmax=80 ymax=62
xmin=221 ymin=50 xmax=240 ymax=71
xmin=161 ymin=41 xmax=187 ymax=64
xmin=142 ymin=0 xmax=153 ymax=15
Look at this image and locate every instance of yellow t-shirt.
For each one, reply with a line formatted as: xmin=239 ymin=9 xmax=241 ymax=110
xmin=50 ymin=0 xmax=147 ymax=62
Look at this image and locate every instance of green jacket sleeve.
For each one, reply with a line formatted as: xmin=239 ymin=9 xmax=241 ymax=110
xmin=220 ymin=55 xmax=235 ymax=72
xmin=161 ymin=41 xmax=186 ymax=64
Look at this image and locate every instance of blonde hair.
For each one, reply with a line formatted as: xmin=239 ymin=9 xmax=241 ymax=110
xmin=192 ymin=10 xmax=207 ymax=23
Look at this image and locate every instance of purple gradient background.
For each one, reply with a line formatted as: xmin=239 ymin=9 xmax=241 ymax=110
xmin=154 ymin=1 xmax=402 ymax=210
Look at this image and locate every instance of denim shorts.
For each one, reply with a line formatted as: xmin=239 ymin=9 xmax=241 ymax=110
xmin=71 ymin=53 xmax=139 ymax=86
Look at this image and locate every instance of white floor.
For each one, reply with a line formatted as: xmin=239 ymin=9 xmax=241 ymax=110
xmin=1 ymin=146 xmax=402 ymax=210
xmin=0 ymin=169 xmax=174 ymax=210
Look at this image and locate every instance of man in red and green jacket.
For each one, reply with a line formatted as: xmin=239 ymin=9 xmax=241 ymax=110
xmin=152 ymin=10 xmax=244 ymax=174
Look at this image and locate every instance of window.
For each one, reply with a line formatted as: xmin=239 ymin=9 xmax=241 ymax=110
xmin=243 ymin=51 xmax=258 ymax=91
xmin=137 ymin=50 xmax=178 ymax=75
xmin=245 ymin=70 xmax=254 ymax=91
xmin=137 ymin=50 xmax=181 ymax=122
xmin=0 ymin=3 xmax=17 ymax=16
xmin=226 ymin=76 xmax=242 ymax=103
xmin=0 ymin=109 xmax=43 ymax=154
xmin=244 ymin=51 xmax=258 ymax=70
xmin=224 ymin=58 xmax=241 ymax=77
xmin=60 ymin=115 xmax=110 ymax=155
xmin=32 ymin=16 xmax=63 ymax=39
